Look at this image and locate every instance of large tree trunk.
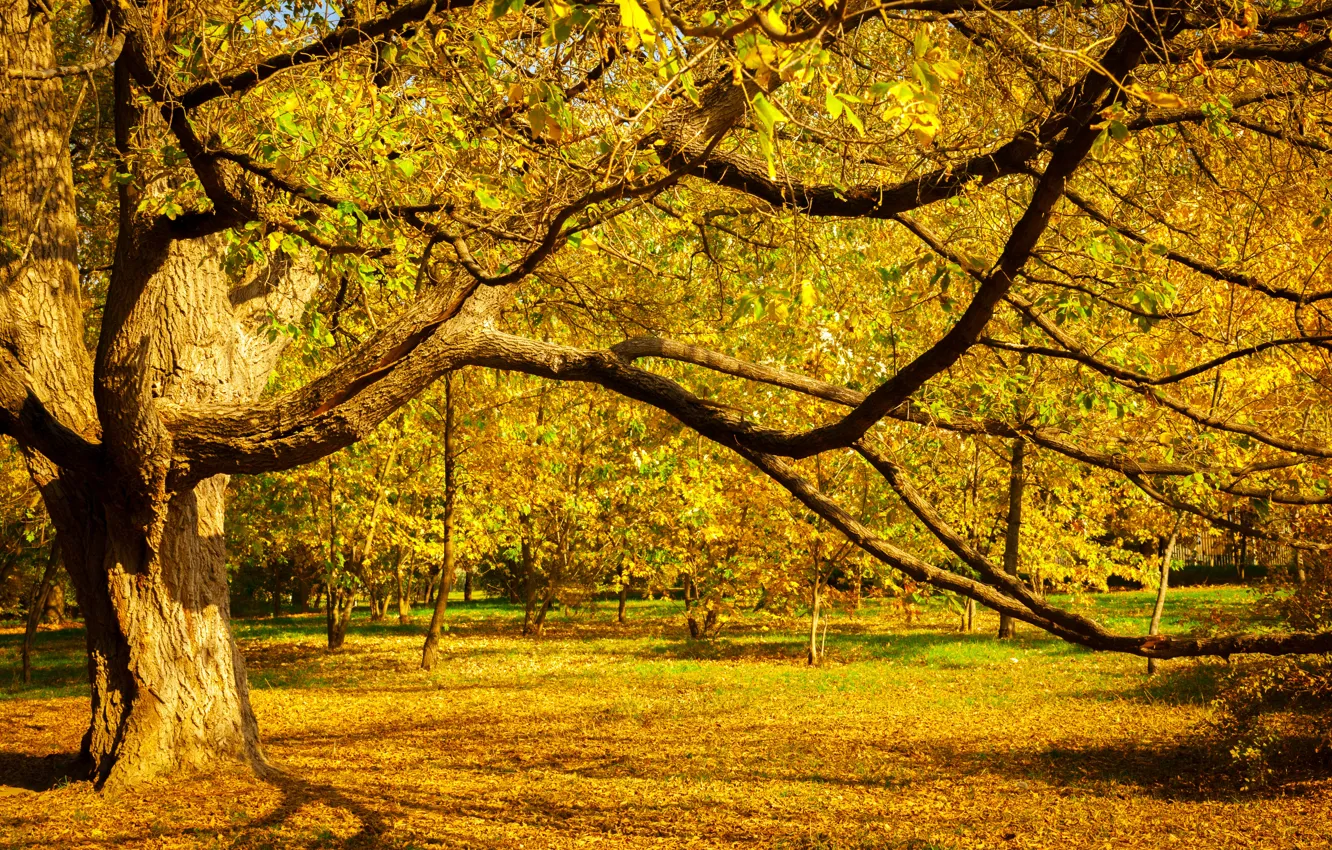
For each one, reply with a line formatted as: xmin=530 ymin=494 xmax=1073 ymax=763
xmin=72 ymin=225 xmax=312 ymax=785
xmin=66 ymin=478 xmax=265 ymax=788
xmin=0 ymin=15 xmax=318 ymax=782
xmin=997 ymin=439 xmax=1026 ymax=640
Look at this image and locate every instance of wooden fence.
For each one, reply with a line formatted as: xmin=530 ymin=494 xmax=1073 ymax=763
xmin=1172 ymin=531 xmax=1294 ymax=582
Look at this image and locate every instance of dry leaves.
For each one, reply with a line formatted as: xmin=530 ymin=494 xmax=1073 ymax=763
xmin=2 ymin=596 xmax=1331 ymax=848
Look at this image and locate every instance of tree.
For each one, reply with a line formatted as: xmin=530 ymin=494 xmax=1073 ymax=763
xmin=421 ymin=374 xmax=459 ymax=670
xmin=6 ymin=0 xmax=1332 ymax=790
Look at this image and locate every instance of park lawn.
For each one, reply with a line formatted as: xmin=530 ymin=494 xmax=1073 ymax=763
xmin=1 ymin=587 xmax=1329 ymax=849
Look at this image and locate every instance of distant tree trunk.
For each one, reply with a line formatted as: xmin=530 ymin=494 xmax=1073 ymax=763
xmin=807 ymin=573 xmax=823 ymax=666
xmin=331 ymin=434 xmax=399 ymax=642
xmin=520 ymin=527 xmax=541 ymax=635
xmin=327 ymin=582 xmax=355 ymax=650
xmin=270 ymin=560 xmax=284 ymax=618
xmin=463 ymin=569 xmax=473 ymax=602
xmin=325 ymin=459 xmax=352 ymax=649
xmin=531 ymin=587 xmax=557 ymax=636
xmin=617 ymin=583 xmax=629 ymax=624
xmin=1147 ymin=524 xmax=1180 ymax=675
xmin=396 ymin=550 xmax=413 ymax=624
xmin=686 ymin=606 xmax=718 ymax=639
xmin=42 ymin=580 xmax=65 ymax=624
xmin=21 ymin=540 xmax=60 ymax=683
xmin=998 ymin=438 xmax=1026 ymax=640
xmin=422 ymin=373 xmax=458 ymax=670
xmin=1296 ymin=549 xmax=1306 ymax=585
xmin=961 ymin=597 xmax=975 ymax=633
xmin=367 ymin=585 xmax=385 ymax=622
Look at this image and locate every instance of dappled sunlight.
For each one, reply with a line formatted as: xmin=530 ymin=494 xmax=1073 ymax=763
xmin=3 ymin=593 xmax=1331 ymax=848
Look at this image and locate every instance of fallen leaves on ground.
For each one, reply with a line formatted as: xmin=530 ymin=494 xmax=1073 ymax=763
xmin=2 ymin=595 xmax=1330 ymax=849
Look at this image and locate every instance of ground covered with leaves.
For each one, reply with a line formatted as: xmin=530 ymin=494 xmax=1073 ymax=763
xmin=2 ymin=588 xmax=1330 ymax=849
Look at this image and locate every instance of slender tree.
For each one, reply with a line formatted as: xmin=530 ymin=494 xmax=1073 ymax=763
xmin=998 ymin=439 xmax=1027 ymax=640
xmin=421 ymin=374 xmax=457 ymax=671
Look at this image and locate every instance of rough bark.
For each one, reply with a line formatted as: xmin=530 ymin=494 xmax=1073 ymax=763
xmin=3 ymin=5 xmax=264 ymax=789
xmin=12 ymin=71 xmax=314 ymax=789
xmin=72 ymin=221 xmax=314 ymax=786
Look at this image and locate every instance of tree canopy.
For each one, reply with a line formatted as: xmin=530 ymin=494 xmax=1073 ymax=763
xmin=3 ymin=0 xmax=1332 ymax=788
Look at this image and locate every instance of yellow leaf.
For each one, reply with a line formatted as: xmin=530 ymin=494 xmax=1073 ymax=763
xmin=618 ymin=0 xmax=653 ymax=49
xmin=799 ymin=280 xmax=817 ymax=307
xmin=1142 ymin=90 xmax=1187 ymax=109
xmin=1190 ymin=48 xmax=1207 ymax=76
xmin=934 ymin=58 xmax=964 ymax=84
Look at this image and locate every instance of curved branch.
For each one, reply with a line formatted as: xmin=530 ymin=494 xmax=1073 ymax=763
xmin=1063 ymin=186 xmax=1332 ymax=304
xmin=178 ymin=0 xmax=474 ymax=109
xmin=1125 ymin=472 xmax=1332 ymax=552
xmin=614 ymin=335 xmax=1320 ymax=496
xmin=983 ymin=331 xmax=1332 ymax=386
xmin=0 ymin=353 xmax=100 ymax=474
xmin=1004 ymin=292 xmax=1332 ymax=461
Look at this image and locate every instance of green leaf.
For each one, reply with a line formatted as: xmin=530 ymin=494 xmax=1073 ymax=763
xmin=491 ymin=0 xmax=526 ymax=18
xmin=843 ymin=107 xmax=864 ymax=136
xmin=750 ymin=93 xmax=788 ymax=179
xmin=751 ymin=93 xmax=788 ymax=128
xmin=824 ymin=89 xmax=843 ymax=120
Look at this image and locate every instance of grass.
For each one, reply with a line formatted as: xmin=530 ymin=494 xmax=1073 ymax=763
xmin=0 ymin=587 xmax=1329 ymax=849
